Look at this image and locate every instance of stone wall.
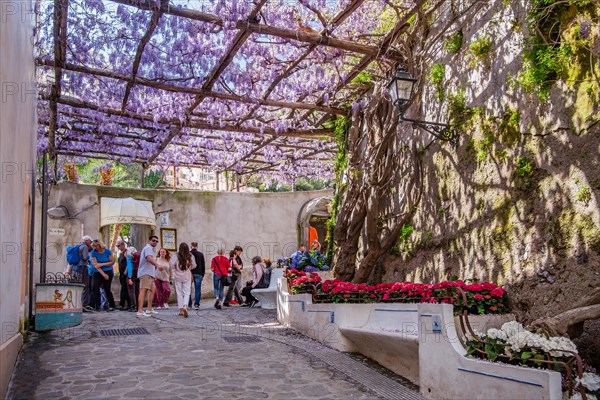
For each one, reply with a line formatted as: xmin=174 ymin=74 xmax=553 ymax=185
xmin=35 ymin=182 xmax=332 ymax=298
xmin=381 ymin=0 xmax=599 ymax=367
xmin=0 ymin=0 xmax=37 ymax=397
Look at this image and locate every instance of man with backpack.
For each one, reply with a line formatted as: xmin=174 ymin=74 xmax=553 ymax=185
xmin=66 ymin=235 xmax=94 ymax=312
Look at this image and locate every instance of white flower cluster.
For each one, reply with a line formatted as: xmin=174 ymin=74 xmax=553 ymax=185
xmin=480 ymin=321 xmax=577 ymax=357
xmin=577 ymin=372 xmax=600 ymax=392
xmin=570 ymin=392 xmax=597 ymax=400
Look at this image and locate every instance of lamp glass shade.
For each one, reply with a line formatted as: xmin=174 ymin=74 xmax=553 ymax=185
xmin=388 ymin=79 xmax=399 ymax=104
xmin=392 ymin=68 xmax=416 ymax=103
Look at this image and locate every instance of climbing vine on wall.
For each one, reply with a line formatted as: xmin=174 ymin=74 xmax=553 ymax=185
xmin=325 ymin=115 xmax=350 ymax=264
xmin=519 ymin=0 xmax=599 ymax=101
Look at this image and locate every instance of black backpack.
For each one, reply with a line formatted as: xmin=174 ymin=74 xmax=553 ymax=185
xmin=257 ymin=266 xmax=271 ymax=289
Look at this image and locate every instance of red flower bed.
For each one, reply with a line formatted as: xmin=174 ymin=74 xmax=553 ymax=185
xmin=286 ymin=269 xmax=509 ymax=315
xmin=285 ymin=269 xmax=322 ymax=294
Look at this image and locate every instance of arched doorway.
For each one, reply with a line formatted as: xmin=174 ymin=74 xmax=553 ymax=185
xmin=297 ymin=196 xmax=332 ymax=251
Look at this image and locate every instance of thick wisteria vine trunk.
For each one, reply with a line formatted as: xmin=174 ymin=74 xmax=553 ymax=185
xmin=333 ymin=96 xmax=423 ymax=284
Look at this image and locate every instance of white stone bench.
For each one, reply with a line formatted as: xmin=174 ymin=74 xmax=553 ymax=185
xmin=277 ymin=278 xmax=562 ymax=400
xmin=251 ymin=268 xmax=284 ymax=309
xmin=339 ymin=305 xmax=420 ymax=384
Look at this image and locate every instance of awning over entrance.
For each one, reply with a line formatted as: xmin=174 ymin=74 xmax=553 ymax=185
xmin=100 ymin=197 xmax=155 ymax=227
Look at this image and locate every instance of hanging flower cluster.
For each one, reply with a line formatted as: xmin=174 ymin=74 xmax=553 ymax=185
xmin=34 ymin=0 xmax=400 ymax=181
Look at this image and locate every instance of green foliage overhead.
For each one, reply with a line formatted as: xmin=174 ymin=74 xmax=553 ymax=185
xmin=143 ymin=169 xmax=167 ymax=188
xmin=351 ymin=71 xmax=373 ymax=85
xmin=76 ymin=159 xmax=138 ymax=187
xmin=246 ymin=176 xmax=333 ymax=192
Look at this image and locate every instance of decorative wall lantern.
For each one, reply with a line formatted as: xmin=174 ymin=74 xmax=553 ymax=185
xmin=388 ymin=68 xmax=458 ymax=146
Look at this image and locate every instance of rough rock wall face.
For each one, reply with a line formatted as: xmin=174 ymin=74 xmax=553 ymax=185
xmin=382 ymin=0 xmax=599 ymax=367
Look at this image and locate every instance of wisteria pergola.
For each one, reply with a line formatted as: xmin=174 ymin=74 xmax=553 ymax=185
xmin=36 ymin=0 xmax=416 ymax=182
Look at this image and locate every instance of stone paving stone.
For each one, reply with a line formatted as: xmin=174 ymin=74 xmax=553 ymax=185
xmin=7 ymin=304 xmax=427 ymax=400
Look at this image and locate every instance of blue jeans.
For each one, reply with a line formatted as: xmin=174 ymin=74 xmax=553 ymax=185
xmin=213 ymin=274 xmax=225 ymax=301
xmin=189 ymin=274 xmax=203 ymax=307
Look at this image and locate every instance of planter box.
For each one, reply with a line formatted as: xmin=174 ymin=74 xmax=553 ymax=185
xmin=35 ymin=283 xmax=84 ymax=331
xmin=453 ymin=313 xmax=516 ymax=347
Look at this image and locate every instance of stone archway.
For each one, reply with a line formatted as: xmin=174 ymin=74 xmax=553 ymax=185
xmin=297 ymin=196 xmax=332 ymax=251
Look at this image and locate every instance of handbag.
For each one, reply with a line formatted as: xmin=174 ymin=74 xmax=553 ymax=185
xmin=221 ymin=274 xmax=232 ymax=286
xmin=215 ymin=258 xmax=232 ymax=286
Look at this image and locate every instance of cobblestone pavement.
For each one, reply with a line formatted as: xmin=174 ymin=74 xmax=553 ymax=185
xmin=7 ymin=303 xmax=427 ymax=400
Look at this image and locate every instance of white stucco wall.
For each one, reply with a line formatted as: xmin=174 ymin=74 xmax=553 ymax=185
xmin=35 ymin=183 xmax=332 ymax=289
xmin=0 ymin=0 xmax=37 ymax=396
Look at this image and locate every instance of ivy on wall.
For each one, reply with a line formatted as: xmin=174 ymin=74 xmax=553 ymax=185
xmin=324 ymin=115 xmax=350 ymax=264
xmin=518 ymin=0 xmax=598 ymax=101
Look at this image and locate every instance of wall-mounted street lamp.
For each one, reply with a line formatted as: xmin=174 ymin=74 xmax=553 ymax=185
xmin=388 ymin=68 xmax=458 ymax=147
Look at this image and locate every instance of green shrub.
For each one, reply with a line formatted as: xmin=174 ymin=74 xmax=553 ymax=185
xmin=518 ymin=0 xmax=596 ymax=101
xmin=515 ymin=157 xmax=534 ymax=177
xmin=518 ymin=45 xmax=571 ymax=101
xmin=499 ymin=108 xmax=521 ymax=144
xmin=576 ymin=186 xmax=592 ymax=205
xmin=470 ymin=35 xmax=492 ymax=60
xmin=428 ymin=64 xmax=446 ymax=101
xmin=400 ymin=224 xmax=414 ymax=242
xmin=444 ymin=31 xmax=463 ymax=53
xmin=448 ymin=89 xmax=467 ymax=120
xmin=429 ymin=64 xmax=445 ymax=85
xmin=495 ymin=148 xmax=509 ymax=161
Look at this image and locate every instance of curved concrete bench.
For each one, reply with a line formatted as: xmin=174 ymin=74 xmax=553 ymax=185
xmin=339 ymin=305 xmax=420 ymax=384
xmin=252 ymin=268 xmax=284 ymax=309
xmin=278 ymin=278 xmax=562 ymax=400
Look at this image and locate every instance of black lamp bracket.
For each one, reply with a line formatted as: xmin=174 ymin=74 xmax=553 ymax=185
xmin=401 ymin=116 xmax=458 ymax=147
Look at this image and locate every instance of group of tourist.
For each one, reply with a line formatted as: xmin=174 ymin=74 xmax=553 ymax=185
xmin=67 ymin=235 xmax=273 ymax=318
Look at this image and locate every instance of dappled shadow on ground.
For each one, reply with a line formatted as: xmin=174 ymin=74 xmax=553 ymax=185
xmin=7 ymin=306 xmax=421 ymax=400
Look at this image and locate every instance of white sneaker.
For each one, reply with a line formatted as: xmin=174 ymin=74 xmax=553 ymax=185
xmin=136 ymin=312 xmax=151 ymax=318
xmin=155 ymin=306 xmax=162 ymax=310
xmin=163 ymin=303 xmax=169 ymax=309
xmin=147 ymin=309 xmax=159 ymax=314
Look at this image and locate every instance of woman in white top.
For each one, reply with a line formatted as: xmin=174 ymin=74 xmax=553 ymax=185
xmin=172 ymin=242 xmax=196 ymax=318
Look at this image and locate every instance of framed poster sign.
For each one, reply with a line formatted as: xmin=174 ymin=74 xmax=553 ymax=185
xmin=160 ymin=228 xmax=177 ymax=251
